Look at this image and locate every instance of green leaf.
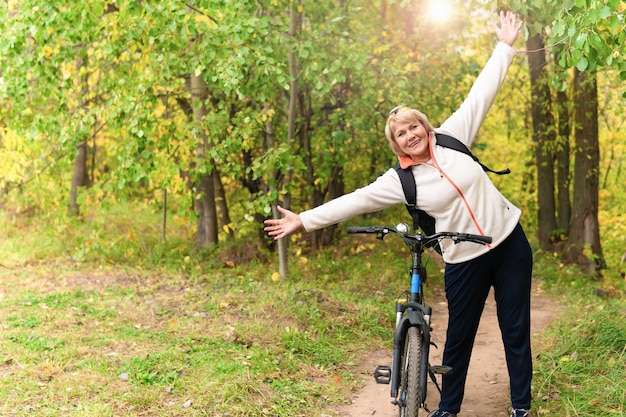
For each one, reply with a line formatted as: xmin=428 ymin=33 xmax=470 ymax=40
xmin=576 ymin=56 xmax=588 ymax=71
xmin=563 ymin=0 xmax=577 ymax=9
xmin=599 ymin=6 xmax=612 ymax=19
xmin=92 ymin=3 xmax=104 ymax=17
xmin=587 ymin=47 xmax=597 ymax=66
xmin=552 ymin=21 xmax=566 ymax=37
xmin=588 ymin=32 xmax=602 ymax=49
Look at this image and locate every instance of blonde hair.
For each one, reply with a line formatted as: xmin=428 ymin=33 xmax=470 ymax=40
xmin=384 ymin=107 xmax=435 ymax=156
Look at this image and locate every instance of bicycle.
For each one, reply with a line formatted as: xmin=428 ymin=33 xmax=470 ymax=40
xmin=347 ymin=223 xmax=492 ymax=417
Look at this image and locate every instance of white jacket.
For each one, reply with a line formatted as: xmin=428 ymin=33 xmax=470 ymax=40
xmin=300 ymin=42 xmax=521 ymax=264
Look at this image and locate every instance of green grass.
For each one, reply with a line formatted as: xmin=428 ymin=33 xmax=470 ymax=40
xmin=1 ymin=204 xmax=624 ymax=416
xmin=531 ymin=252 xmax=626 ymax=416
xmin=0 ymin=206 xmax=408 ymax=416
xmin=1 ymin=264 xmax=385 ymax=416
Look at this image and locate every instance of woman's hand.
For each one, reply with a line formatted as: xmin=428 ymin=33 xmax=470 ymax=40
xmin=493 ymin=11 xmax=522 ymax=47
xmin=264 ymin=205 xmax=303 ymax=240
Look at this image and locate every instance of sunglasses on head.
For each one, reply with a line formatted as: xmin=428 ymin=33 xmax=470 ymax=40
xmin=387 ymin=105 xmax=411 ymax=124
xmin=388 ymin=105 xmax=410 ymax=116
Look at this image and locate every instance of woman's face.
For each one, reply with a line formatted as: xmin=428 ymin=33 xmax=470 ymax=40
xmin=392 ymin=121 xmax=431 ymax=163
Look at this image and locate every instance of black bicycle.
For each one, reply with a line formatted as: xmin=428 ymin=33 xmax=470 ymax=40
xmin=347 ymin=223 xmax=492 ymax=417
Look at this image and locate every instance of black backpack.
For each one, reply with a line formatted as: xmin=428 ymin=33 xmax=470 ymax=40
xmin=394 ymin=133 xmax=510 ymax=252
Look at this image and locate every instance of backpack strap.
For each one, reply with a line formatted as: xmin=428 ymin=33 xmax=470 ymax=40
xmin=393 ymin=164 xmax=438 ymax=248
xmin=436 ymin=134 xmax=511 ymax=175
xmin=394 ymin=164 xmax=419 ymax=229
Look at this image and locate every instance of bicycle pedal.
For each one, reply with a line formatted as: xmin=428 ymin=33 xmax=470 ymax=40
xmin=430 ymin=365 xmax=452 ymax=375
xmin=374 ymin=365 xmax=391 ymax=384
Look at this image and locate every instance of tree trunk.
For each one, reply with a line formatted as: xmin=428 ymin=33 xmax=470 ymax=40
xmin=272 ymin=1 xmax=300 ymax=280
xmin=262 ymin=105 xmax=288 ymax=275
xmin=300 ymin=87 xmax=325 ymax=250
xmin=526 ymin=33 xmax=557 ymax=249
xmin=553 ymin=47 xmax=572 ymax=237
xmin=563 ymin=69 xmax=605 ymax=275
xmin=68 ymin=53 xmax=90 ymax=217
xmin=555 ymin=88 xmax=572 ymax=235
xmin=320 ymin=165 xmax=344 ymax=246
xmin=213 ymin=168 xmax=233 ymax=238
xmin=189 ymin=70 xmax=218 ymax=246
xmin=68 ymin=142 xmax=89 ymax=217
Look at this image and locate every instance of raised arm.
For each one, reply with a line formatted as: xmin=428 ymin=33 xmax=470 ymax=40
xmin=437 ymin=11 xmax=522 ymax=145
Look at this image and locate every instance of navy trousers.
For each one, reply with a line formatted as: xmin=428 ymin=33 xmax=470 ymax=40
xmin=438 ymin=223 xmax=533 ymax=414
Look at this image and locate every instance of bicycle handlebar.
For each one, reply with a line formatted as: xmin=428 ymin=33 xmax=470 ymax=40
xmin=347 ymin=224 xmax=492 ymax=248
xmin=346 ymin=226 xmax=381 ymax=234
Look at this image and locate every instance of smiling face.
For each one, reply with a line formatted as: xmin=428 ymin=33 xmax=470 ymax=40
xmin=392 ymin=121 xmax=431 ymax=163
xmin=384 ymin=107 xmax=434 ymax=163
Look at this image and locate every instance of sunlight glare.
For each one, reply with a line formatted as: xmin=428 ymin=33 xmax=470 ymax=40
xmin=427 ymin=1 xmax=453 ymax=24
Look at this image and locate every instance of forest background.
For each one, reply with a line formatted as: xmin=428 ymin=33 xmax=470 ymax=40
xmin=0 ymin=0 xmax=625 ymax=416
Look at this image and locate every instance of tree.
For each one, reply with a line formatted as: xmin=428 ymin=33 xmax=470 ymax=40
xmin=501 ymin=0 xmax=624 ymax=272
xmin=188 ymin=69 xmax=218 ymax=246
xmin=3 ymin=1 xmax=621 ymax=277
xmin=545 ymin=0 xmax=624 ymax=273
xmin=553 ymin=49 xmax=572 ymax=236
xmin=68 ymin=53 xmax=91 ymax=217
xmin=526 ymin=32 xmax=558 ymax=249
xmin=564 ymin=69 xmax=605 ymax=274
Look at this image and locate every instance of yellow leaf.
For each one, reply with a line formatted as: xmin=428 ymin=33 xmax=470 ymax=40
xmin=7 ymin=0 xmax=18 ymax=13
xmin=61 ymin=62 xmax=75 ymax=80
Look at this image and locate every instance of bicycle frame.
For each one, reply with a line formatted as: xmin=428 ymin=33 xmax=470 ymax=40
xmin=389 ymin=259 xmax=431 ymax=402
xmin=348 ymin=224 xmax=492 ymax=415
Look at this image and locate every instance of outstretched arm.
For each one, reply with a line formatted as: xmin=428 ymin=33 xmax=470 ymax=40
xmin=264 ymin=205 xmax=303 ymax=240
xmin=493 ymin=11 xmax=522 ymax=47
xmin=436 ymin=11 xmax=522 ymax=144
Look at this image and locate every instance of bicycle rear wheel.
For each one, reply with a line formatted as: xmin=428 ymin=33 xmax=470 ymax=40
xmin=398 ymin=326 xmax=423 ymax=417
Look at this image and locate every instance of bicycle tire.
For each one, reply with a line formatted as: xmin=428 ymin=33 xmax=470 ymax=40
xmin=398 ymin=326 xmax=422 ymax=417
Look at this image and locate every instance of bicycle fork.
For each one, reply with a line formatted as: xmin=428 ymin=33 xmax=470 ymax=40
xmin=373 ymin=303 xmax=431 ymax=394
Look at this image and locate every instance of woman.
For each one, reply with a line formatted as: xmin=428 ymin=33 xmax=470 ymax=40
xmin=265 ymin=11 xmax=531 ymax=417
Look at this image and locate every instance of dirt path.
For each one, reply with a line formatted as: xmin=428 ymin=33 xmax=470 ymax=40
xmin=334 ymin=284 xmax=556 ymax=417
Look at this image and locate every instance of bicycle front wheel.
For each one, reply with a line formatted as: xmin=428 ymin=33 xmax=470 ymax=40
xmin=399 ymin=325 xmax=423 ymax=417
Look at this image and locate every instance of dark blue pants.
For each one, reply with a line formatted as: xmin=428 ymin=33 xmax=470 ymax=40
xmin=438 ymin=223 xmax=533 ymax=414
